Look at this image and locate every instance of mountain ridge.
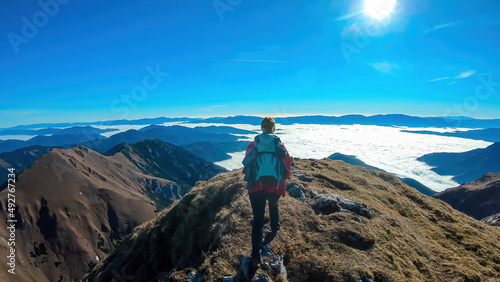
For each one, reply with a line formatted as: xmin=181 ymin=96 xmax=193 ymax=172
xmin=85 ymin=158 xmax=500 ymax=281
xmin=418 ymin=142 xmax=500 ymax=184
xmin=0 ymin=140 xmax=224 ymax=281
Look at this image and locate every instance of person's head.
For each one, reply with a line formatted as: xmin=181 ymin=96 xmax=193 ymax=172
xmin=261 ymin=117 xmax=276 ymax=134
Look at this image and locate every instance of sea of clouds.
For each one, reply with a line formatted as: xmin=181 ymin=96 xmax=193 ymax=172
xmin=176 ymin=122 xmax=490 ymax=192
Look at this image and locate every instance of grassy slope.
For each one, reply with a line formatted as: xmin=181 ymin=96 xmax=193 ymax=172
xmin=86 ymin=159 xmax=500 ymax=282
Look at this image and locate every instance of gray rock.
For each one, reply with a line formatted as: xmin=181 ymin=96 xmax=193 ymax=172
xmin=482 ymin=213 xmax=500 ymax=227
xmin=309 ymin=190 xmax=319 ymax=198
xmin=188 ymin=270 xmax=204 ymax=282
xmin=269 ymin=255 xmax=287 ymax=280
xmin=314 ymin=191 xmax=373 ymax=218
xmin=297 ymin=174 xmax=314 ymax=182
xmin=288 ymin=184 xmax=305 ymax=199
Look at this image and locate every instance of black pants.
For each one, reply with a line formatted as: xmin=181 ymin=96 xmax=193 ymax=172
xmin=249 ymin=190 xmax=281 ymax=261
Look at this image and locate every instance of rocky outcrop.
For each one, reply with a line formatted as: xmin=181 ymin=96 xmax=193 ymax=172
xmin=481 ymin=213 xmax=500 ymax=227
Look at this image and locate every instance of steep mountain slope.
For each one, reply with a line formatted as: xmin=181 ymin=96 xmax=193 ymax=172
xmin=105 ymin=139 xmax=226 ymax=195
xmin=433 ymin=173 xmax=500 ymax=221
xmin=86 ymin=159 xmax=500 ymax=281
xmin=329 ymin=153 xmax=436 ymax=196
xmin=0 ymin=141 xmax=224 ymax=282
xmin=418 ymin=142 xmax=500 ymax=184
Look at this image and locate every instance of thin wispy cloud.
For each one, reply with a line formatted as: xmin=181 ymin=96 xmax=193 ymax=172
xmin=370 ymin=62 xmax=400 ymax=74
xmin=430 ymin=77 xmax=450 ymax=82
xmin=423 ymin=13 xmax=500 ymax=34
xmin=455 ymin=71 xmax=475 ymax=79
xmin=423 ymin=21 xmax=461 ymax=33
xmin=218 ymin=59 xmax=287 ymax=63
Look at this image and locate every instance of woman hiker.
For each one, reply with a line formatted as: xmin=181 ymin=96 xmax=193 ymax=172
xmin=242 ymin=117 xmax=292 ymax=274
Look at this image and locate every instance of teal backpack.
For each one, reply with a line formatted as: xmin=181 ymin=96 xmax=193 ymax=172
xmin=252 ymin=133 xmax=287 ymax=184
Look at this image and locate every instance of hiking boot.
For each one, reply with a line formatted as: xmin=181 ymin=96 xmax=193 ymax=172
xmin=261 ymin=244 xmax=272 ymax=257
xmin=251 ymin=257 xmax=261 ymax=269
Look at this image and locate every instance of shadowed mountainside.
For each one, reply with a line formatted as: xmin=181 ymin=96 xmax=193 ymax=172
xmin=85 ymin=159 xmax=500 ymax=281
xmin=433 ymin=173 xmax=500 ymax=221
xmin=105 ymin=139 xmax=227 ymax=195
xmin=0 ymin=140 xmax=225 ymax=282
xmin=418 ymin=142 xmax=500 ymax=184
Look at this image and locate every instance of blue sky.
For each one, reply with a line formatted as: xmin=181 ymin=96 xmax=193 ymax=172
xmin=1 ymin=0 xmax=499 ymax=128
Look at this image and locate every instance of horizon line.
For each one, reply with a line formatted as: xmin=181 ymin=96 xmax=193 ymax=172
xmin=1 ymin=113 xmax=499 ymax=130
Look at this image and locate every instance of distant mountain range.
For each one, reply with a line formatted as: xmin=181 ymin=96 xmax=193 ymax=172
xmin=3 ymin=114 xmax=500 ymax=132
xmin=0 ymin=125 xmax=117 ymax=136
xmin=80 ymin=125 xmax=254 ymax=156
xmin=434 ymin=173 xmax=500 ymax=221
xmin=198 ymin=114 xmax=500 ymax=128
xmin=0 ymin=117 xmax=197 ymax=131
xmin=0 ymin=140 xmax=224 ymax=281
xmin=328 ymin=153 xmax=437 ymax=196
xmin=0 ymin=132 xmax=105 ymax=153
xmin=402 ymin=128 xmax=500 ymax=142
xmin=0 ymin=125 xmax=253 ymax=176
xmin=418 ymin=142 xmax=500 ymax=184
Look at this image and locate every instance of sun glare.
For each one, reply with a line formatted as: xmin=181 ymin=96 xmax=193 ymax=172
xmin=364 ymin=0 xmax=397 ymax=20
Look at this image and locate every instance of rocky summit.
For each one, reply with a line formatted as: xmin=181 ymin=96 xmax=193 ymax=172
xmin=85 ymin=159 xmax=500 ymax=282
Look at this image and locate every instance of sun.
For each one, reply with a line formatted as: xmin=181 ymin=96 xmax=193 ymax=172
xmin=364 ymin=0 xmax=397 ymax=20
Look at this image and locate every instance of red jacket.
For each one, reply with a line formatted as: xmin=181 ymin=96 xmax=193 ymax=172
xmin=245 ymin=141 xmax=292 ymax=197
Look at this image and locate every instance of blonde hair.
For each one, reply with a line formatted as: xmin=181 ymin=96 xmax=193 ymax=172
xmin=261 ymin=117 xmax=276 ymax=133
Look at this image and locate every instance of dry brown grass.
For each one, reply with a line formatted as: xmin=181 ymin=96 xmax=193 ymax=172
xmin=86 ymin=159 xmax=500 ymax=282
